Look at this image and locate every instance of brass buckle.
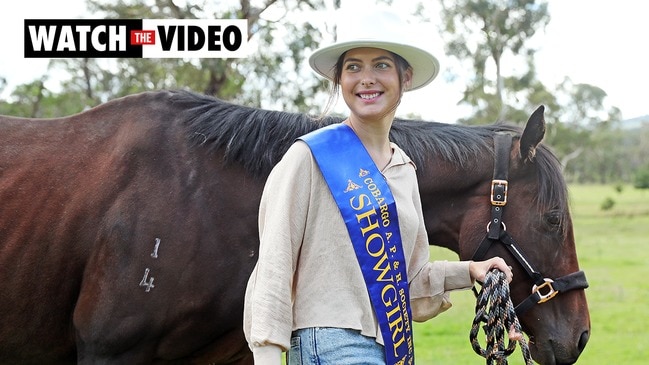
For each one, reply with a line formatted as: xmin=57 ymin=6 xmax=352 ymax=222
xmin=490 ymin=179 xmax=508 ymax=206
xmin=533 ymin=278 xmax=558 ymax=303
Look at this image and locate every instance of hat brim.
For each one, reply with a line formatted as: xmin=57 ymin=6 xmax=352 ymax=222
xmin=309 ymin=40 xmax=440 ymax=91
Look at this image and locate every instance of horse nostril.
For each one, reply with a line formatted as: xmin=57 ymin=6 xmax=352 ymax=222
xmin=577 ymin=330 xmax=590 ymax=353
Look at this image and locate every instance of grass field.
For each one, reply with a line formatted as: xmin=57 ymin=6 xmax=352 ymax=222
xmin=414 ymin=184 xmax=649 ymax=364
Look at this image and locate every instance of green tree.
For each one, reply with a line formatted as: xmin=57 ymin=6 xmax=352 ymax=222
xmin=629 ymin=123 xmax=649 ymax=181
xmin=436 ymin=0 xmax=637 ymax=184
xmin=543 ymin=79 xmax=625 ymax=183
xmin=634 ymin=165 xmax=649 ymax=189
xmin=87 ymin=0 xmax=335 ymax=111
xmin=438 ymin=0 xmax=550 ymax=125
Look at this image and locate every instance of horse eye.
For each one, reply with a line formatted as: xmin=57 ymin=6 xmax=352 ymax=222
xmin=544 ymin=211 xmax=562 ymax=227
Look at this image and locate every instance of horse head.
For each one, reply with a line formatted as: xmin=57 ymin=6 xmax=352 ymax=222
xmin=402 ymin=106 xmax=590 ymax=364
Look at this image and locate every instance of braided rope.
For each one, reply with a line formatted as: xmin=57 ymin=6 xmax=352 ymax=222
xmin=470 ymin=269 xmax=534 ymax=365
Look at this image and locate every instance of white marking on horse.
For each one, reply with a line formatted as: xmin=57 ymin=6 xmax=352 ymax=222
xmin=139 ymin=268 xmax=155 ymax=292
xmin=151 ymin=237 xmax=161 ymax=258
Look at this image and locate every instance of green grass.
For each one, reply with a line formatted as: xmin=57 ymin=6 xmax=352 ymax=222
xmin=413 ymin=184 xmax=649 ymax=364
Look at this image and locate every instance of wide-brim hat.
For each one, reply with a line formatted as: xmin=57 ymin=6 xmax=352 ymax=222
xmin=308 ymin=9 xmax=440 ymax=91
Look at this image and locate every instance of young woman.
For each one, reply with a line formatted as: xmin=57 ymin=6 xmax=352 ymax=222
xmin=243 ymin=10 xmax=513 ymax=365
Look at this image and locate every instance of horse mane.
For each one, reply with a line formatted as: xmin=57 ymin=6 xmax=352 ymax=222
xmin=170 ymin=89 xmax=568 ymax=235
xmin=170 ymin=89 xmax=340 ymax=175
xmin=170 ymin=89 xmax=495 ymax=174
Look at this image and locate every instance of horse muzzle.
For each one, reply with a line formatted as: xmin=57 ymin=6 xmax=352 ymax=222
xmin=530 ymin=326 xmax=590 ymax=365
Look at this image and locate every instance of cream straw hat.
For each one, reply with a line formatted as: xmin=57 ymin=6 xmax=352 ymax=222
xmin=308 ymin=9 xmax=440 ymax=91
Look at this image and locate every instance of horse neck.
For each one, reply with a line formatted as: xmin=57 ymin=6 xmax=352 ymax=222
xmin=417 ymin=159 xmax=493 ymax=257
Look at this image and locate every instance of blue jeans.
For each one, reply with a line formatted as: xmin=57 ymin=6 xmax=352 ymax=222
xmin=287 ymin=327 xmax=386 ymax=365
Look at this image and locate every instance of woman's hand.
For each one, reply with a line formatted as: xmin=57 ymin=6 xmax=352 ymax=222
xmin=469 ymin=257 xmax=513 ymax=283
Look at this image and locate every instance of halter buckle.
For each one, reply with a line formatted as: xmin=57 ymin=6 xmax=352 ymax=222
xmin=533 ymin=278 xmax=558 ymax=303
xmin=490 ymin=179 xmax=508 ymax=206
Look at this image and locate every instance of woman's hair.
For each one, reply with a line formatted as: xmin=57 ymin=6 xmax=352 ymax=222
xmin=319 ymin=49 xmax=412 ymax=119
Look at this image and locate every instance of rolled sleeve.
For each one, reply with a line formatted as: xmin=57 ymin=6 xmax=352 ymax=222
xmin=252 ymin=345 xmax=282 ymax=365
xmin=408 ymin=261 xmax=473 ymax=322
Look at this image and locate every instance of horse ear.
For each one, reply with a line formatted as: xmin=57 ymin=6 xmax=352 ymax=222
xmin=520 ymin=105 xmax=546 ymax=163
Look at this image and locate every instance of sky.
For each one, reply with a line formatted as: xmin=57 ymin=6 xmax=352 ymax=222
xmin=0 ymin=0 xmax=647 ymax=123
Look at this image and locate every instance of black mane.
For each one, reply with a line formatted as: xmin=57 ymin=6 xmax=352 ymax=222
xmin=172 ymin=90 xmax=339 ymax=175
xmin=170 ymin=89 xmax=568 ymax=233
xmin=171 ymin=89 xmax=498 ymax=174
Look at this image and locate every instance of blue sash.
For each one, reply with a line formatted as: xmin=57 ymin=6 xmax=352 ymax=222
xmin=300 ymin=123 xmax=414 ymax=365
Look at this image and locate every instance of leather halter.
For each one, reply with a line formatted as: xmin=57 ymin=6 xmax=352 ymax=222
xmin=471 ymin=132 xmax=589 ymax=315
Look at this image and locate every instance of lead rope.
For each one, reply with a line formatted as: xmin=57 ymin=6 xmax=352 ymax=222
xmin=470 ymin=269 xmax=534 ymax=365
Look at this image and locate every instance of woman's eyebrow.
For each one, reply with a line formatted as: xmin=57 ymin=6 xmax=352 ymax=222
xmin=343 ymin=55 xmax=394 ymax=64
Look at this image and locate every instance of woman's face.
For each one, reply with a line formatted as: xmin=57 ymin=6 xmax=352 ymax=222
xmin=339 ymin=47 xmax=412 ymax=122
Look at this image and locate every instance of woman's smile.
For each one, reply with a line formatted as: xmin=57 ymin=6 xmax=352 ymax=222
xmin=357 ymin=91 xmax=382 ymax=101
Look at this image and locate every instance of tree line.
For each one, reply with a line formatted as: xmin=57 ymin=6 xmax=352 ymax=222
xmin=1 ymin=0 xmax=647 ymax=186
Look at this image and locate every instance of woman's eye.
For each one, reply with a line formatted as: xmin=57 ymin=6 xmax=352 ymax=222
xmin=375 ymin=62 xmax=390 ymax=69
xmin=345 ymin=64 xmax=360 ymax=71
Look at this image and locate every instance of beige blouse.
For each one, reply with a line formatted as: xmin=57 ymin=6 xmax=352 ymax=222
xmin=244 ymin=139 xmax=473 ymax=363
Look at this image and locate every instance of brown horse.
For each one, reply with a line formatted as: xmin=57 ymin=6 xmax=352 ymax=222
xmin=0 ymin=90 xmax=588 ymax=364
